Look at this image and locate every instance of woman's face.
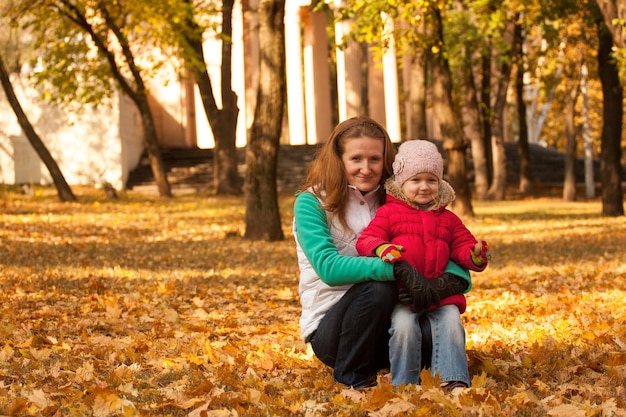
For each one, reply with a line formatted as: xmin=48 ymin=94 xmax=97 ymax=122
xmin=341 ymin=136 xmax=384 ymax=193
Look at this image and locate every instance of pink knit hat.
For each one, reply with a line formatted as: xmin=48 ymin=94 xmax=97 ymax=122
xmin=393 ymin=140 xmax=443 ymax=185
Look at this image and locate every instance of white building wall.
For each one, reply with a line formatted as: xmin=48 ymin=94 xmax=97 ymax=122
xmin=0 ymin=75 xmax=42 ymax=185
xmin=119 ymin=93 xmax=146 ymax=188
xmin=5 ymin=135 xmax=41 ymax=184
xmin=0 ymin=72 xmax=142 ymax=190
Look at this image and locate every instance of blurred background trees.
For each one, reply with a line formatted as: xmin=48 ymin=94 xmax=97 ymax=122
xmin=0 ymin=0 xmax=624 ymax=241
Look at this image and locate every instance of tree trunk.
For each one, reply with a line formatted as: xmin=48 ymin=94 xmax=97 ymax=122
xmin=459 ymin=43 xmax=488 ymax=200
xmin=136 ymin=95 xmax=173 ymax=198
xmin=0 ymin=53 xmax=76 ymax=202
xmin=243 ymin=0 xmax=286 ymax=241
xmin=431 ymin=9 xmax=473 ymax=218
xmin=516 ymin=66 xmax=532 ymax=194
xmin=515 ymin=23 xmax=532 ymax=195
xmin=597 ymin=22 xmax=624 ymax=216
xmin=480 ymin=46 xmax=494 ymax=185
xmin=184 ymin=0 xmax=241 ymax=195
xmin=486 ymin=17 xmax=516 ymax=201
xmin=563 ymin=80 xmax=579 ymax=202
xmin=595 ymin=0 xmax=626 ymax=48
xmin=406 ymin=49 xmax=428 ymax=140
xmin=58 ymin=1 xmax=173 ymax=198
xmin=453 ymin=0 xmax=487 ymax=199
xmin=581 ymin=61 xmax=595 ymax=198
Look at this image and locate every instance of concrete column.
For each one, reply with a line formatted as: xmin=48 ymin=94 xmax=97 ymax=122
xmin=303 ymin=8 xmax=332 ymax=144
xmin=381 ymin=13 xmax=401 ymax=142
xmin=183 ymin=72 xmax=197 ymax=147
xmin=367 ymin=49 xmax=385 ymax=124
xmin=243 ymin=0 xmax=259 ymax=135
xmin=334 ymin=0 xmax=364 ymax=120
xmin=232 ymin=0 xmax=248 ymax=147
xmin=334 ymin=2 xmax=347 ymax=121
xmin=284 ymin=0 xmax=307 ymax=145
xmin=402 ymin=53 xmax=413 ymax=140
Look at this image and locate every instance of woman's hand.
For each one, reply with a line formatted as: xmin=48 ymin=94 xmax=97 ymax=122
xmin=393 ymin=262 xmax=440 ymax=311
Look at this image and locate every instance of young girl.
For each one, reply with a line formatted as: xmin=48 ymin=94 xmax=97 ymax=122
xmin=356 ymin=139 xmax=490 ymax=388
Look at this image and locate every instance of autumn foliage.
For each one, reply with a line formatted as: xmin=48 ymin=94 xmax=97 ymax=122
xmin=1 ymin=187 xmax=625 ymax=416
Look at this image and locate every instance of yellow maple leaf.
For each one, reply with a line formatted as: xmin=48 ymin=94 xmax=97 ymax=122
xmin=419 ymin=369 xmax=441 ymax=390
xmin=368 ymin=398 xmax=415 ymax=417
xmin=547 ymin=404 xmax=585 ymax=417
xmin=364 ymin=382 xmax=400 ymax=410
xmin=29 ymin=348 xmax=52 ymax=361
xmin=92 ymin=391 xmax=135 ymax=417
xmin=27 ymin=389 xmax=51 ymax=409
xmin=0 ymin=343 xmax=15 ymax=362
xmin=75 ymin=361 xmax=95 ymax=383
xmin=106 ymin=303 xmax=123 ymax=320
xmin=469 ymin=371 xmax=491 ymax=388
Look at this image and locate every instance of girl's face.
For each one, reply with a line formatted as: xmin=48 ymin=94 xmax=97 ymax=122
xmin=401 ymin=172 xmax=440 ymax=205
xmin=341 ymin=136 xmax=384 ymax=193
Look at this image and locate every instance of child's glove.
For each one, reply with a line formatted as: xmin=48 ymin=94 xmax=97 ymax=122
xmin=471 ymin=240 xmax=491 ymax=266
xmin=375 ymin=243 xmax=404 ymax=263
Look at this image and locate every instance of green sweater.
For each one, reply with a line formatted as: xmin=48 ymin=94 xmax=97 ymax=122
xmin=294 ymin=191 xmax=395 ymax=286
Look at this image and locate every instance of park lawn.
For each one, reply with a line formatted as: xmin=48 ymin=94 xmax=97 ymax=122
xmin=1 ymin=187 xmax=625 ymax=416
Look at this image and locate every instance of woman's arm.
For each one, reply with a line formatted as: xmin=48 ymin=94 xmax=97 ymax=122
xmin=294 ymin=192 xmax=394 ymax=286
xmin=444 ymin=259 xmax=472 ymax=293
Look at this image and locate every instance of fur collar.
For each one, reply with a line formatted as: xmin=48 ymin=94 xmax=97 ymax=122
xmin=384 ymin=177 xmax=456 ymax=211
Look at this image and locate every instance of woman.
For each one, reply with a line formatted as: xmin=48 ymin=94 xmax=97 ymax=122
xmin=293 ymin=116 xmax=470 ymax=388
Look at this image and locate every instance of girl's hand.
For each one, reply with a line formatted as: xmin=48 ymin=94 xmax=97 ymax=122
xmin=471 ymin=241 xmax=491 ymax=266
xmin=375 ymin=243 xmax=404 ymax=263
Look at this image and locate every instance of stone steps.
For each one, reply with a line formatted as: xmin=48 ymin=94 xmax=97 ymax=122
xmin=126 ymin=142 xmax=616 ymax=194
xmin=126 ymin=145 xmax=318 ymax=194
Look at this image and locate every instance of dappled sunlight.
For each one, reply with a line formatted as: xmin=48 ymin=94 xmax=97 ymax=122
xmin=466 ymin=288 xmax=626 ymax=348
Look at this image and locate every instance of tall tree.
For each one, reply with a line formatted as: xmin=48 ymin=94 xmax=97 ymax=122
xmin=461 ymin=57 xmax=489 ymax=199
xmin=430 ymin=7 xmax=474 ymax=217
xmin=486 ymin=14 xmax=517 ymax=201
xmin=539 ymin=0 xmax=599 ymax=199
xmin=243 ymin=0 xmax=285 ymax=241
xmin=597 ymin=20 xmax=624 ymax=216
xmin=514 ymin=22 xmax=533 ymax=195
xmin=594 ymin=0 xmax=625 ymax=216
xmin=562 ymin=78 xmax=580 ymax=201
xmin=449 ymin=0 xmax=489 ymax=199
xmin=177 ymin=0 xmax=242 ymax=195
xmin=15 ymin=0 xmax=173 ymax=197
xmin=0 ymin=52 xmax=76 ymax=202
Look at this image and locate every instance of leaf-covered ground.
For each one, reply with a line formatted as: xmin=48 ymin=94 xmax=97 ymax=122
xmin=1 ymin=187 xmax=625 ymax=416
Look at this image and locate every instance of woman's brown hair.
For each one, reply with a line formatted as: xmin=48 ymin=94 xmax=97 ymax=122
xmin=299 ymin=116 xmax=396 ymax=230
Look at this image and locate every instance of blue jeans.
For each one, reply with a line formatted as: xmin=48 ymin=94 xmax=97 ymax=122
xmin=389 ymin=303 xmax=470 ymax=386
xmin=310 ymin=281 xmax=398 ymax=388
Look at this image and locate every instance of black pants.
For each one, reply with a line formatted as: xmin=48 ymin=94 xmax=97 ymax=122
xmin=309 ymin=281 xmax=398 ymax=388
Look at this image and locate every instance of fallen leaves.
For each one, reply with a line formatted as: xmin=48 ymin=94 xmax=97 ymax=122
xmin=1 ymin=188 xmax=626 ymax=415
